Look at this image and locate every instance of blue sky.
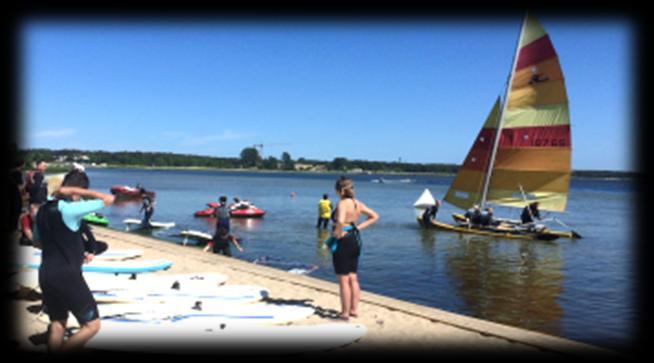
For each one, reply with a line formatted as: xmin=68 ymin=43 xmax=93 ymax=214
xmin=20 ymin=16 xmax=634 ymax=171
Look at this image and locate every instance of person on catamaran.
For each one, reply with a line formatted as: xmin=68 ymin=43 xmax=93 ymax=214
xmin=480 ymin=207 xmax=495 ymax=227
xmin=35 ymin=169 xmax=115 ymax=352
xmin=464 ymin=204 xmax=482 ymax=227
xmin=139 ymin=188 xmax=155 ymax=228
xmin=521 ymin=202 xmax=541 ymax=224
xmin=421 ymin=200 xmax=441 ymax=226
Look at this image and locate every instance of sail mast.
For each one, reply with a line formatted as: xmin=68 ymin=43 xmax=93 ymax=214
xmin=479 ymin=14 xmax=527 ymax=208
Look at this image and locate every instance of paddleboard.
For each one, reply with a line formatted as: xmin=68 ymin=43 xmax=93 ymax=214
xmin=19 ymin=257 xmax=173 ymax=274
xmin=28 ymin=247 xmax=143 ymax=261
xmin=84 ymin=272 xmax=228 ymax=292
xmin=86 ymin=322 xmax=367 ymax=353
xmin=98 ymin=302 xmax=314 ymax=326
xmin=179 ymin=230 xmax=213 ymax=245
xmin=92 ymin=284 xmax=268 ymax=304
xmin=123 ymin=219 xmax=175 ymax=230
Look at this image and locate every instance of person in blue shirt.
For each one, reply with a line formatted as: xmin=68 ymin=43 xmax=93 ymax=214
xmin=36 ymin=169 xmax=114 ymax=352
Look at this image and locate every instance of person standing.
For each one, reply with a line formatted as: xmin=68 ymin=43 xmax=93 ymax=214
xmin=27 ymin=160 xmax=48 ymax=205
xmin=331 ymin=176 xmax=378 ymax=321
xmin=213 ymin=196 xmax=231 ymax=233
xmin=139 ymin=188 xmax=155 ymax=228
xmin=35 ymin=169 xmax=115 ymax=352
xmin=317 ymin=193 xmax=332 ymax=229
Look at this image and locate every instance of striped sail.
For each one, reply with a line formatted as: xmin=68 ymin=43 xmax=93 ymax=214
xmin=446 ymin=14 xmax=571 ymax=212
xmin=444 ymin=98 xmax=501 ymax=210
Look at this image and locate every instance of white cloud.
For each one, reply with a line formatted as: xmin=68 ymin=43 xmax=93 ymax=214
xmin=35 ymin=128 xmax=77 ymax=138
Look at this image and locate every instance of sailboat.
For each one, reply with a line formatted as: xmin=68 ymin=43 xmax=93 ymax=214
xmin=418 ymin=14 xmax=581 ymax=241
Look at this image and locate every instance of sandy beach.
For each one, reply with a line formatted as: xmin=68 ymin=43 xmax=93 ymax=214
xmin=10 ymin=226 xmax=617 ymax=357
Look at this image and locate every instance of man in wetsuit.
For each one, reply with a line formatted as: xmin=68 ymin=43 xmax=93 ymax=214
xmin=213 ymin=195 xmax=231 ymax=233
xmin=521 ymin=202 xmax=541 ymax=224
xmin=28 ymin=160 xmax=48 ymax=205
xmin=36 ymin=169 xmax=114 ymax=352
xmin=139 ymin=188 xmax=155 ymax=228
xmin=421 ymin=200 xmax=441 ymax=226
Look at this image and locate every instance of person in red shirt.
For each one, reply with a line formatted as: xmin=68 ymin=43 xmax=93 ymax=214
xmin=19 ymin=204 xmax=40 ymax=247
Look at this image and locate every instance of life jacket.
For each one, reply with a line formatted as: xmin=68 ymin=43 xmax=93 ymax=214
xmin=318 ymin=199 xmax=332 ymax=218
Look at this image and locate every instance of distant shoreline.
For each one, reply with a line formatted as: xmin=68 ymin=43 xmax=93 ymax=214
xmin=44 ymin=163 xmax=638 ymax=180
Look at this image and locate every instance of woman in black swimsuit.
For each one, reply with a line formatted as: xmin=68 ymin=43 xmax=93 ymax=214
xmin=331 ymin=176 xmax=379 ymax=320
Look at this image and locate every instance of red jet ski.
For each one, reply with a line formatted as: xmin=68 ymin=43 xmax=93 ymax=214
xmin=229 ymin=203 xmax=266 ymax=218
xmin=194 ymin=202 xmax=217 ymax=217
xmin=110 ymin=185 xmax=155 ymax=198
xmin=193 ymin=202 xmax=265 ymax=218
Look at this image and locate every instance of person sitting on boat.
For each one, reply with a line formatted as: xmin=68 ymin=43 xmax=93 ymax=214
xmin=521 ymin=202 xmax=541 ymax=224
xmin=464 ymin=204 xmax=482 ymax=227
xmin=480 ymin=207 xmax=495 ymax=227
xmin=203 ymin=226 xmax=243 ymax=257
xmin=139 ymin=189 xmax=155 ymax=228
xmin=421 ymin=200 xmax=441 ymax=226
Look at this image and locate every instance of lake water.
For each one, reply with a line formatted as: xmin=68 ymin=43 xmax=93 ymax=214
xmin=83 ymin=167 xmax=636 ymax=351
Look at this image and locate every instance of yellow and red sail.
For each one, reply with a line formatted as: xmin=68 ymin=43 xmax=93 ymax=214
xmin=445 ymin=14 xmax=571 ymax=212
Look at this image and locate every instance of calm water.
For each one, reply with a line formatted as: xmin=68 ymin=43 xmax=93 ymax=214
xmin=84 ymin=168 xmax=636 ymax=351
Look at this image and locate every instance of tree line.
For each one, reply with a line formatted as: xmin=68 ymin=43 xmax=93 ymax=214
xmin=20 ymin=148 xmax=637 ymax=178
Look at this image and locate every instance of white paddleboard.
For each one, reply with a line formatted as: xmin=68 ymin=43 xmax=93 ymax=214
xmin=87 ymin=322 xmax=367 ymax=353
xmin=180 ymin=230 xmax=212 ymax=240
xmin=98 ymin=302 xmax=315 ymax=326
xmin=123 ymin=219 xmax=175 ymax=229
xmin=18 ymin=256 xmax=173 ymax=274
xmin=92 ymin=284 xmax=268 ymax=304
xmin=28 ymin=247 xmax=143 ymax=261
xmin=84 ymin=272 xmax=229 ymax=292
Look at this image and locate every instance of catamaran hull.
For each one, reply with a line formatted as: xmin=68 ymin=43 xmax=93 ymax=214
xmin=417 ymin=217 xmax=560 ymax=241
xmin=450 ymin=213 xmax=581 ymax=239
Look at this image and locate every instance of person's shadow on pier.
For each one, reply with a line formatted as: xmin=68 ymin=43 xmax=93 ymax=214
xmin=263 ymin=297 xmax=343 ymax=320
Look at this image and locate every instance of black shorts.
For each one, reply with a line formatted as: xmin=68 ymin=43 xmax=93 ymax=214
xmin=39 ymin=268 xmax=99 ymax=324
xmin=332 ymin=232 xmax=361 ymax=275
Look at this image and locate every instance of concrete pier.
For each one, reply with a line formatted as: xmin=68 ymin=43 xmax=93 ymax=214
xmin=11 ymin=226 xmax=619 ymax=356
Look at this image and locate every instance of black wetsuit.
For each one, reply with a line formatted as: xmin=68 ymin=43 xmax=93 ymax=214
xmin=140 ymin=195 xmax=154 ymax=228
xmin=28 ymin=171 xmax=48 ymax=205
xmin=36 ymin=200 xmax=99 ymax=324
xmin=211 ymin=234 xmax=233 ymax=257
xmin=331 ymin=199 xmax=362 ymax=275
xmin=521 ymin=205 xmax=541 ymax=224
xmin=213 ymin=204 xmax=231 ymax=233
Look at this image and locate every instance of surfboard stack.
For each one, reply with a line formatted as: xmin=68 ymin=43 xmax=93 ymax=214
xmin=10 ymin=244 xmax=367 ymax=353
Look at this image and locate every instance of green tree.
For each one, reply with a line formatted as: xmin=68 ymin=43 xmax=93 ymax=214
xmin=261 ymin=156 xmax=279 ymax=170
xmin=240 ymin=147 xmax=261 ymax=168
xmin=330 ymin=157 xmax=348 ymax=171
xmin=281 ymin=152 xmax=295 ymax=170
